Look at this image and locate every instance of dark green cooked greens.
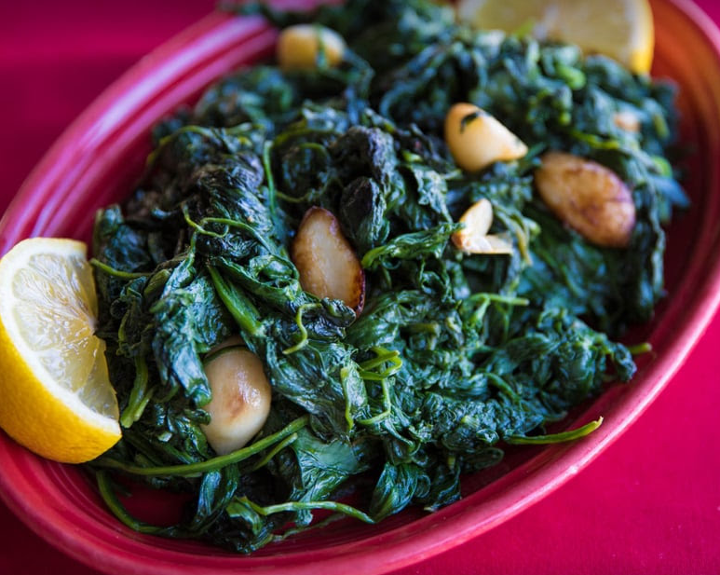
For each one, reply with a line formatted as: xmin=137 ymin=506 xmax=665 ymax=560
xmin=88 ymin=0 xmax=686 ymax=552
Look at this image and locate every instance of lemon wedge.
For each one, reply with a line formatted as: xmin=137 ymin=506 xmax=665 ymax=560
xmin=0 ymin=238 xmax=120 ymax=463
xmin=457 ymin=0 xmax=654 ymax=74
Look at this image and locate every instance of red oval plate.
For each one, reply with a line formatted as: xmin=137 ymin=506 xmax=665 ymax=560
xmin=1 ymin=1 xmax=720 ymax=574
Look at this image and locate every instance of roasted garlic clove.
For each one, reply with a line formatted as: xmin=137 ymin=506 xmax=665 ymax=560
xmin=444 ymin=103 xmax=528 ymax=172
xmin=201 ymin=346 xmax=272 ymax=455
xmin=535 ymin=151 xmax=636 ymax=248
xmin=452 ymin=199 xmax=514 ymax=255
xmin=291 ymin=207 xmax=365 ymax=313
xmin=277 ymin=24 xmax=346 ymax=70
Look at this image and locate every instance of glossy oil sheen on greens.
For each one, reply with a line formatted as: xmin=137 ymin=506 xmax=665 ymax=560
xmin=88 ymin=0 xmax=686 ymax=552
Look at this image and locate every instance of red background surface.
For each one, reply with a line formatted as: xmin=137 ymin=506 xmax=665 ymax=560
xmin=1 ymin=1 xmax=719 ymax=574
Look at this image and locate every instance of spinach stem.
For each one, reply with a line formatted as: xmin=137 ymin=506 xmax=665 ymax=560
xmin=96 ymin=471 xmax=170 ymax=535
xmin=506 ymin=417 xmax=604 ymax=445
xmin=202 ymin=217 xmax=276 ymax=254
xmin=239 ymin=496 xmax=375 ymax=524
xmin=182 ymin=202 xmax=277 ymax=255
xmin=627 ymin=342 xmax=653 ymax=355
xmin=466 ymin=293 xmax=530 ymax=306
xmin=272 ymin=512 xmax=348 ymax=543
xmin=207 ymin=265 xmax=264 ymax=336
xmin=283 ymin=304 xmax=320 ymax=355
xmin=358 ymin=347 xmax=400 ymax=371
xmin=297 ymin=141 xmax=333 ymax=159
xmin=119 ymin=355 xmax=152 ymax=428
xmin=262 ymin=140 xmax=278 ymax=225
xmin=485 ymin=372 xmax=520 ymax=403
xmin=182 ymin=205 xmax=225 ymax=238
xmin=94 ymin=416 xmax=310 ymax=477
xmin=275 ymin=189 xmax=313 ymax=203
xmin=357 ymin=346 xmax=403 ymax=380
xmin=89 ymin=258 xmax=150 ymax=280
xmin=248 ymin=433 xmax=298 ymax=472
xmin=357 ymin=378 xmax=393 ymax=426
xmin=340 ymin=367 xmax=356 ymax=431
xmin=272 ymin=126 xmax=338 ymax=148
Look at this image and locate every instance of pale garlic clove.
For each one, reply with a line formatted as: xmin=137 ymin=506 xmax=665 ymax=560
xmin=452 ymin=199 xmax=514 ymax=255
xmin=201 ymin=347 xmax=272 ymax=455
xmin=291 ymin=207 xmax=365 ymax=314
xmin=444 ymin=103 xmax=528 ymax=172
xmin=277 ymin=24 xmax=346 ymax=70
xmin=535 ymin=151 xmax=636 ymax=248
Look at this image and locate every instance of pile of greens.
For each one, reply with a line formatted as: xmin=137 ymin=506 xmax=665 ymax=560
xmin=89 ymin=0 xmax=686 ymax=552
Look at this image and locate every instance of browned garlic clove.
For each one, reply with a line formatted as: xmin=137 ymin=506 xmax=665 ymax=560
xmin=291 ymin=207 xmax=365 ymax=314
xmin=535 ymin=151 xmax=636 ymax=248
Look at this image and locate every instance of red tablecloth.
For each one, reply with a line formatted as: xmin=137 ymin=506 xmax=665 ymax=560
xmin=1 ymin=2 xmax=719 ymax=574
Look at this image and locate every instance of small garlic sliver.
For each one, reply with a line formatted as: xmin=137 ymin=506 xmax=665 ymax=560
xmin=460 ymin=233 xmax=514 ymax=255
xmin=452 ymin=199 xmax=512 ymax=254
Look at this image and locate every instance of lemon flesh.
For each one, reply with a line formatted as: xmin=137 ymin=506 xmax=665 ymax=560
xmin=457 ymin=0 xmax=654 ymax=74
xmin=0 ymin=238 xmax=120 ymax=464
